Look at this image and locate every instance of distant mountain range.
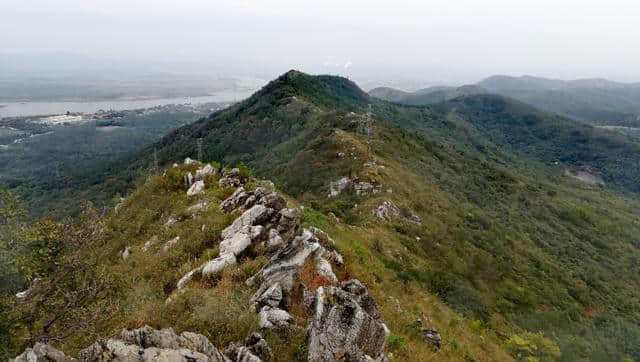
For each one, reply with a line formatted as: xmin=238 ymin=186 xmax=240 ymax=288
xmin=370 ymin=75 xmax=640 ymax=126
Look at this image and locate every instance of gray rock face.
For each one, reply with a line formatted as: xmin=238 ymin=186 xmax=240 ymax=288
xmin=221 ymin=205 xmax=274 ymax=241
xmin=307 ymin=280 xmax=389 ymax=362
xmin=202 ymin=253 xmax=237 ymax=277
xmin=78 ymin=326 xmax=230 ymax=362
xmin=184 ymin=157 xmax=198 ymax=165
xmin=258 ymin=306 xmax=293 ymax=330
xmin=14 ymin=326 xmax=230 ymax=362
xmin=328 ymin=177 xmax=351 ymax=198
xmin=187 ymin=180 xmax=205 ymax=196
xmin=247 ymin=228 xmax=324 ymax=299
xmin=16 ymin=277 xmax=41 ymax=302
xmin=12 ymin=342 xmax=74 ymax=362
xmin=254 ymin=282 xmax=283 ymax=309
xmin=220 ymin=187 xmax=286 ymax=214
xmin=224 ymin=333 xmax=271 ymax=362
xmin=314 ymin=257 xmax=338 ymax=284
xmin=195 ymin=164 xmax=216 ymax=180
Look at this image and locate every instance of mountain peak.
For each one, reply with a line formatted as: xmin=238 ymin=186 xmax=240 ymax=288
xmin=252 ymin=70 xmax=370 ymax=111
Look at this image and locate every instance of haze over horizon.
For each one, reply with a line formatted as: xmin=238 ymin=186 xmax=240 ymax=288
xmin=2 ymin=0 xmax=640 ymax=86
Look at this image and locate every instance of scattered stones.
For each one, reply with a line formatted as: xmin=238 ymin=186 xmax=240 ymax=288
xmin=373 ymin=201 xmax=401 ymax=221
xmin=374 ymin=200 xmax=422 ymax=225
xmin=187 ymin=180 xmax=205 ymax=196
xmin=328 ymin=177 xmax=351 ymax=198
xmin=354 ymin=180 xmax=381 ymax=196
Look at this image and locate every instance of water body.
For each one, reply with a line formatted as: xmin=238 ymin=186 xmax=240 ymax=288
xmin=0 ymin=89 xmax=256 ymax=118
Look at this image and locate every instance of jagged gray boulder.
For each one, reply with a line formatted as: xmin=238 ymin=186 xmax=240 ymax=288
xmin=258 ymin=306 xmax=293 ymax=329
xmin=220 ymin=187 xmax=286 ymax=214
xmin=187 ymin=180 xmax=205 ymax=196
xmin=78 ymin=326 xmax=229 ymax=362
xmin=307 ymin=280 xmax=389 ymax=362
xmin=224 ymin=333 xmax=271 ymax=362
xmin=12 ymin=342 xmax=74 ymax=362
xmin=247 ymin=228 xmax=326 ymax=302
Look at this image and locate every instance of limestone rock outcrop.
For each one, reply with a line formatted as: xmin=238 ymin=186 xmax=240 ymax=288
xmin=307 ymin=280 xmax=389 ymax=362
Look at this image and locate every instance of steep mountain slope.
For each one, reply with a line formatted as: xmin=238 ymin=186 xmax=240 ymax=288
xmin=477 ymin=75 xmax=640 ymax=126
xmin=5 ymin=71 xmax=640 ymax=361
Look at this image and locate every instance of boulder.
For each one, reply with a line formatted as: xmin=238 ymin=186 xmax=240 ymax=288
xmin=184 ymin=157 xmax=197 ymax=165
xmin=224 ymin=333 xmax=271 ymax=362
xmin=220 ymin=187 xmax=249 ymax=213
xmin=184 ymin=172 xmax=194 ymax=187
xmin=307 ymin=280 xmax=389 ymax=362
xmin=422 ymin=329 xmax=442 ymax=349
xmin=219 ymin=229 xmax=253 ymax=257
xmin=328 ymin=177 xmax=351 ymax=198
xmin=187 ymin=180 xmax=205 ymax=196
xmin=195 ymin=164 xmax=215 ymax=180
xmin=254 ymin=282 xmax=283 ymax=309
xmin=202 ymin=253 xmax=237 ymax=278
xmin=258 ymin=306 xmax=293 ymax=330
xmin=12 ymin=342 xmax=73 ymax=362
xmin=221 ymin=205 xmax=274 ymax=241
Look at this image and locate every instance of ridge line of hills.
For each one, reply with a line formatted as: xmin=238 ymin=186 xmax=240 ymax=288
xmin=4 ymin=70 xmax=640 ymax=361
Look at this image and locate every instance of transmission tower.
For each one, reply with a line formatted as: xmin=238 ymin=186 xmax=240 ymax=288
xmin=197 ymin=138 xmax=203 ymax=162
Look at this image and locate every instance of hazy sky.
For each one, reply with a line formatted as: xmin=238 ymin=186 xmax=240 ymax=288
xmin=2 ymin=0 xmax=640 ymax=84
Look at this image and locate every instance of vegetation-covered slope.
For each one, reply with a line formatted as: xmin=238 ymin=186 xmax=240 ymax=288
xmin=4 ymin=70 xmax=640 ymax=361
xmin=477 ymin=75 xmax=640 ymax=127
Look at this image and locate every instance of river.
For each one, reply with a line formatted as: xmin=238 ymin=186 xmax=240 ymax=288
xmin=0 ymin=89 xmax=256 ymax=118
